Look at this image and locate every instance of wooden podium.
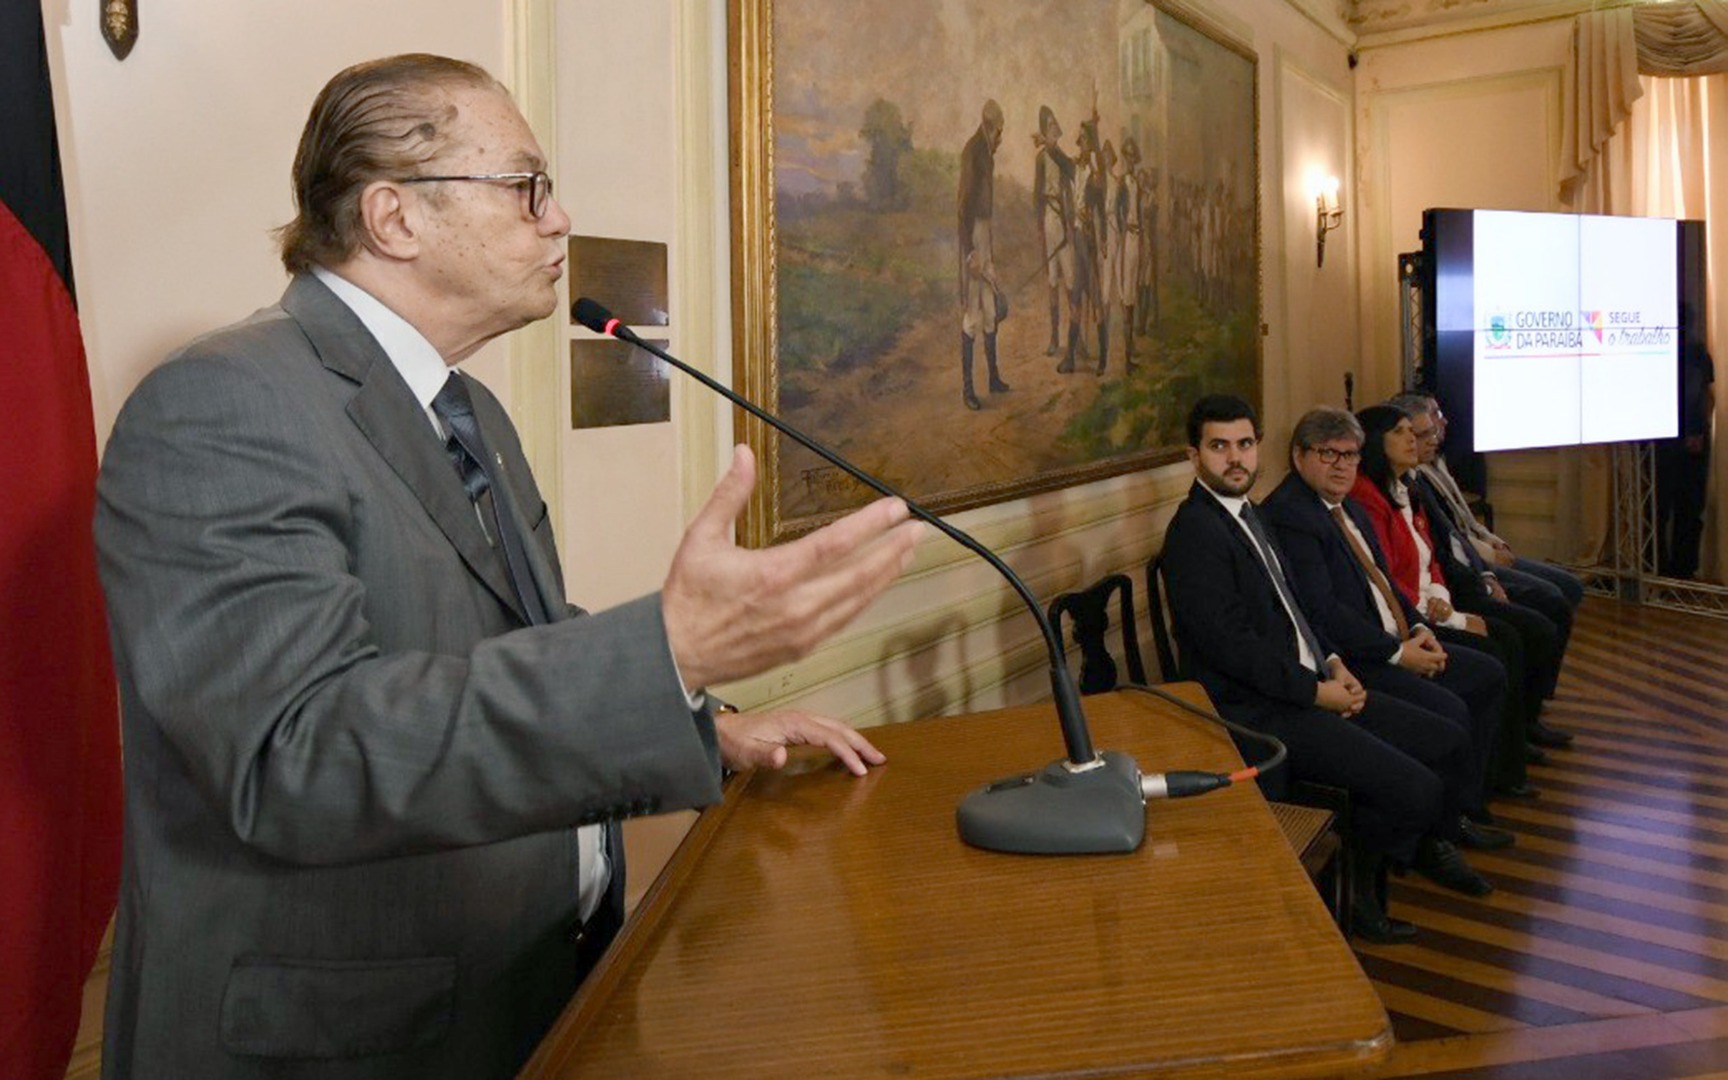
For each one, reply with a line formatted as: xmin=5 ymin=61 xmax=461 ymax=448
xmin=521 ymin=686 xmax=1391 ymax=1079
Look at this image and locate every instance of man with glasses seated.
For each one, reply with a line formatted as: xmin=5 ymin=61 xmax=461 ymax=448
xmin=1392 ymin=393 xmax=1581 ymax=650
xmin=1261 ymin=407 xmax=1521 ymax=843
xmin=1389 ymin=393 xmax=1575 ymax=748
xmin=93 ymin=54 xmax=924 ymax=1080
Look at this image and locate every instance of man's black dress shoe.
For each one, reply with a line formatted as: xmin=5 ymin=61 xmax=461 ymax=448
xmin=1529 ymin=721 xmax=1575 ymax=749
xmin=1458 ymin=816 xmax=1515 ymax=851
xmin=1351 ymin=905 xmax=1419 ymax=945
xmin=1525 ymin=742 xmax=1549 ymax=765
xmin=1415 ymin=838 xmax=1494 ymax=897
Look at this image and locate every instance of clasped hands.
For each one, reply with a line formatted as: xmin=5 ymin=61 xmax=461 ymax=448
xmin=662 ymin=445 xmax=924 ymax=776
xmin=1314 ymin=655 xmax=1367 ymax=718
xmin=1397 ymin=624 xmax=1449 ymax=677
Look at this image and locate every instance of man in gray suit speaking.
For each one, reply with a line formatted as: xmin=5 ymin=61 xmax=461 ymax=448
xmin=93 ymin=54 xmax=923 ymax=1080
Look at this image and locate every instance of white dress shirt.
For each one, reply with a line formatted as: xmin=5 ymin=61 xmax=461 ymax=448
xmin=1391 ymin=478 xmax=1467 ymax=630
xmin=1200 ymin=484 xmax=1322 ymax=673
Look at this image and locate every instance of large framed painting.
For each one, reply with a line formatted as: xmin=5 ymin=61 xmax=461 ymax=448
xmin=730 ymin=0 xmax=1261 ymax=545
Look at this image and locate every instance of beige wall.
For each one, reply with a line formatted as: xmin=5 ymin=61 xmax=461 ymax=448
xmin=44 ymin=0 xmax=514 ymax=447
xmin=1354 ymin=15 xmax=1584 ymax=558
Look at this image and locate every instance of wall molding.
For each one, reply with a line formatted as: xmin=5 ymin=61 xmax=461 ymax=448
xmin=1359 ymin=65 xmax=1563 ymax=395
xmin=1273 ymin=47 xmax=1357 ymax=419
xmin=504 ymin=0 xmax=564 ymax=523
xmin=716 ymin=465 xmax=1194 ymax=721
xmin=1285 ymin=0 xmax=1357 ymax=48
xmin=674 ymin=0 xmax=726 ymax=523
xmin=1353 ymin=0 xmax=1637 ymax=51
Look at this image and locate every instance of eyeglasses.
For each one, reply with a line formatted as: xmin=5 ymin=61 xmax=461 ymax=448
xmin=397 ymin=171 xmax=554 ymax=219
xmin=1307 ymin=447 xmax=1361 ymax=465
xmin=1412 ymin=428 xmax=1440 ymax=443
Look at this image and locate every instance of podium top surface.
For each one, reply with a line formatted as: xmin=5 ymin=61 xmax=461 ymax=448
xmin=522 ymin=687 xmax=1392 ymax=1079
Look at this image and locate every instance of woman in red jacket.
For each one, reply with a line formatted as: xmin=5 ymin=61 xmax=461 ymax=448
xmin=1351 ymin=404 xmax=1547 ymax=799
xmin=1349 ymin=405 xmax=1485 ymax=635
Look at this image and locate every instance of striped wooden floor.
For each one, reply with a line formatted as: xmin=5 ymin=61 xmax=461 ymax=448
xmin=1363 ymin=596 xmax=1728 ymax=1078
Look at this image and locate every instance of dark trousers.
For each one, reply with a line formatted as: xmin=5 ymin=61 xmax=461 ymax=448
xmin=1510 ymin=557 xmax=1584 ymax=606
xmin=1657 ymin=437 xmax=1710 ymax=579
xmin=1496 ymin=564 xmax=1575 ymax=658
xmin=1235 ymin=693 xmax=1469 ymax=865
xmin=1433 ymin=625 xmax=1527 ymax=789
xmin=1456 ymin=595 xmax=1562 ymax=705
xmin=1358 ymin=645 xmax=1506 ymax=817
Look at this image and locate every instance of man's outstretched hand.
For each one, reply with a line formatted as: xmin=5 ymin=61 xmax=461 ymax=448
xmin=663 ymin=445 xmax=925 ymax=693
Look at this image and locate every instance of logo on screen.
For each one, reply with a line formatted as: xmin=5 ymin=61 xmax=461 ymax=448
xmin=1582 ymin=310 xmax=1606 ymax=343
xmin=1485 ymin=313 xmax=1511 ymax=349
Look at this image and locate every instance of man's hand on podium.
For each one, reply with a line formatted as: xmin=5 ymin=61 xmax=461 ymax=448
xmin=716 ymin=708 xmax=887 ymax=777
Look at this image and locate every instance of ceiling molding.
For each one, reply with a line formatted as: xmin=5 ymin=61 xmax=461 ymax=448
xmin=1284 ymin=0 xmax=1358 ymax=47
xmin=1351 ymin=0 xmax=1642 ymax=50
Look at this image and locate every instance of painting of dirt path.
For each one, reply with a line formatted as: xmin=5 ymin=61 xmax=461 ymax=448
xmin=732 ymin=0 xmax=1260 ymax=540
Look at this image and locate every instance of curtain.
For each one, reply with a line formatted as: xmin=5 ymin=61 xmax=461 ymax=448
xmin=1573 ymin=73 xmax=1728 ymax=580
xmin=1562 ymin=0 xmax=1728 ymax=201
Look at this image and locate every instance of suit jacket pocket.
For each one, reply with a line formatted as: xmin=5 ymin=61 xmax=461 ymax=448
xmin=221 ymin=954 xmax=454 ymax=1059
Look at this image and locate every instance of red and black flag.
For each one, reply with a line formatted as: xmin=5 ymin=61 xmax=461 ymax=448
xmin=0 ymin=5 xmax=124 ymax=1079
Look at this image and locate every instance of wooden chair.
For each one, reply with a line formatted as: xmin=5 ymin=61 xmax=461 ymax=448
xmin=1046 ymin=573 xmax=1147 ymax=694
xmin=1139 ymin=555 xmax=1351 ymax=927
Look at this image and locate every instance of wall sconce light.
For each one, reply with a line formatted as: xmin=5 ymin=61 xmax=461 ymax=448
xmin=1316 ymin=175 xmax=1343 ymax=268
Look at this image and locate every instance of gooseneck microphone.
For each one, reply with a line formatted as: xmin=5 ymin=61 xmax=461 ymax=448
xmin=574 ymin=297 xmax=1263 ymax=853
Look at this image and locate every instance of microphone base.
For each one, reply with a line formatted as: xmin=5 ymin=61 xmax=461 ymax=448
xmin=956 ymin=751 xmax=1146 ymax=854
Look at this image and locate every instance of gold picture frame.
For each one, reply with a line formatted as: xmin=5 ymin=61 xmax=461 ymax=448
xmin=730 ymin=0 xmax=1262 ymax=546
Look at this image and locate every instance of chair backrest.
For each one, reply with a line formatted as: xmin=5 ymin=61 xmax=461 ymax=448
xmin=1045 ymin=573 xmax=1147 ymax=694
xmin=1142 ymin=552 xmax=1185 ymax=682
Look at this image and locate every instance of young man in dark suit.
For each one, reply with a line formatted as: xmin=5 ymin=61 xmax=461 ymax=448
xmin=1160 ymin=395 xmax=1494 ymax=944
xmin=1260 ymin=407 xmax=1522 ymax=830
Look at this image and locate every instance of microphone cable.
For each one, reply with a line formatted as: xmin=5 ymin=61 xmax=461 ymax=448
xmin=1117 ymin=681 xmax=1288 ymax=801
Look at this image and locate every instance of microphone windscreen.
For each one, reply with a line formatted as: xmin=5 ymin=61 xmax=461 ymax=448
xmin=572 ymin=297 xmax=614 ymax=333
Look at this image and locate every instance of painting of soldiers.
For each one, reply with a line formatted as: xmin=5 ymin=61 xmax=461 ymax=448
xmin=734 ymin=0 xmax=1260 ymax=538
xmin=1033 ymin=105 xmax=1080 ymax=368
xmin=957 ymin=99 xmax=1009 ymax=410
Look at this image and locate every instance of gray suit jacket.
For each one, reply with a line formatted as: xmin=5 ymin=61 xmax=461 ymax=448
xmin=94 ymin=275 xmax=723 ymax=1079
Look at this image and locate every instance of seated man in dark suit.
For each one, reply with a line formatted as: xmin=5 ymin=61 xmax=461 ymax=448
xmin=1391 ymin=392 xmax=1579 ymax=685
xmin=1387 ymin=401 xmax=1573 ymax=751
xmin=1161 ymin=394 xmax=1494 ymax=945
xmin=1260 ymin=407 xmax=1519 ymax=838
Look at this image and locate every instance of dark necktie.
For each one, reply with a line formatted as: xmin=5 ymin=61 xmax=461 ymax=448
xmin=1330 ymin=505 xmax=1410 ymax=639
xmin=431 ymin=374 xmax=550 ymax=625
xmin=1238 ymin=502 xmax=1327 ymax=669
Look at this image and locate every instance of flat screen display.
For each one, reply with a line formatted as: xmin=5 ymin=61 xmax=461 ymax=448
xmin=1426 ymin=208 xmax=1687 ymax=453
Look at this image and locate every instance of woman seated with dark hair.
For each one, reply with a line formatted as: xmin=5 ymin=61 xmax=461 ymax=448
xmin=1351 ymin=405 xmax=1549 ymax=797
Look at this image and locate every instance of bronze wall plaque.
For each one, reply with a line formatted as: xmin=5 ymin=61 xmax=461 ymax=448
xmin=571 ymin=339 xmax=671 ymax=429
xmin=567 ymin=237 xmax=669 ymax=326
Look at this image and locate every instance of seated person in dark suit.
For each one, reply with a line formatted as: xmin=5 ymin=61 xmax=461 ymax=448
xmin=1162 ymin=394 xmax=1494 ymax=945
xmin=1391 ymin=392 xmax=1578 ymax=707
xmin=1260 ymin=407 xmax=1518 ymax=838
xmin=1350 ymin=406 xmax=1569 ymax=766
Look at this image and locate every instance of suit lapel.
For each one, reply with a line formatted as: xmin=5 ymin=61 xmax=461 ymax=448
xmin=1191 ymin=482 xmax=1275 ymax=583
xmin=1308 ymin=487 xmax=1375 ymax=596
xmin=280 ymin=276 xmax=525 ymax=622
